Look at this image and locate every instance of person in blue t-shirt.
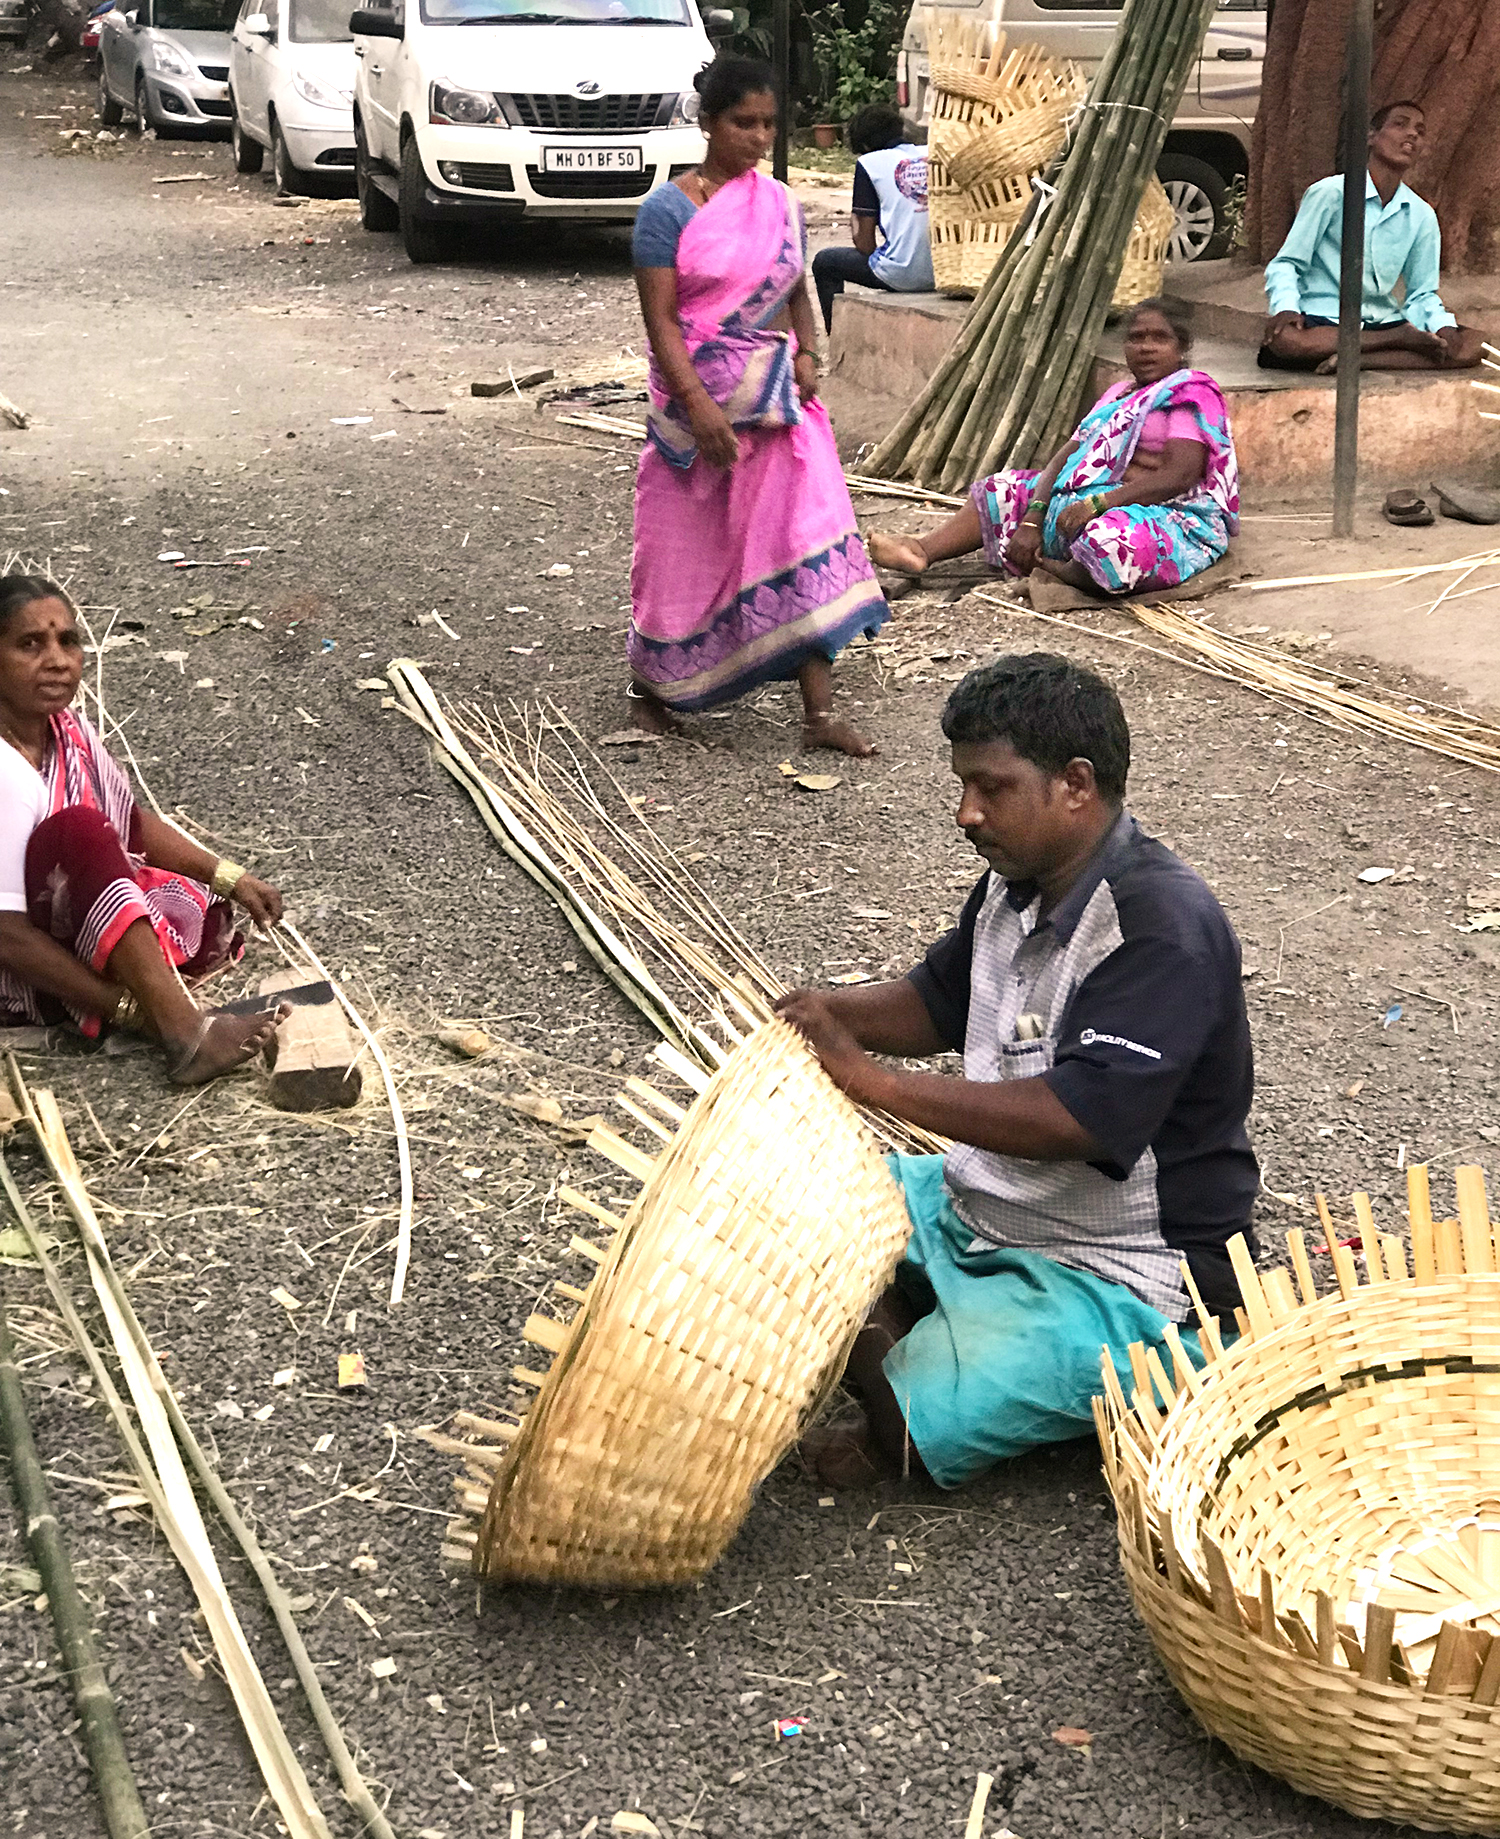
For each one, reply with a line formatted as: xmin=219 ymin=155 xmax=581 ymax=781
xmin=811 ymin=102 xmax=934 ymax=335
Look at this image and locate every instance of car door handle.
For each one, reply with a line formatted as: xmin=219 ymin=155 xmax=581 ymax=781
xmin=1215 ymin=45 xmax=1253 ymax=59
xmin=353 ymin=40 xmax=363 ymax=52
xmin=369 ymin=61 xmax=382 ymax=72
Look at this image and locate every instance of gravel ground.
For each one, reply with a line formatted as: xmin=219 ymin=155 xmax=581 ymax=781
xmin=3 ymin=56 xmax=1500 ymax=1839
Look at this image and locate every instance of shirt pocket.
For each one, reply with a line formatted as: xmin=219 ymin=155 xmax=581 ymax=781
xmin=995 ymin=1036 xmax=1056 ymax=1082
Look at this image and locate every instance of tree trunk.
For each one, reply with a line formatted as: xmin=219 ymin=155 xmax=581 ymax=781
xmin=1246 ymin=0 xmax=1500 ymax=273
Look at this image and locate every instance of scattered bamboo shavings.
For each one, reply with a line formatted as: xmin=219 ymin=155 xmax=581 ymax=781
xmin=271 ymin=922 xmax=415 ymax=1307
xmin=964 ymin=1771 xmax=994 ymax=1839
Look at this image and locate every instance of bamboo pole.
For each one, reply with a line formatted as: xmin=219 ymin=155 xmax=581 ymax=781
xmin=4 ymin=1071 xmax=335 ymax=1839
xmin=0 ymin=1293 xmax=150 ymax=1839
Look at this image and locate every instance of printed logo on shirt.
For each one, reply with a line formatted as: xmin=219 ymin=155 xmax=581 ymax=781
xmin=893 ymin=156 xmax=928 ymax=209
xmin=1079 ymin=1028 xmax=1162 ymax=1061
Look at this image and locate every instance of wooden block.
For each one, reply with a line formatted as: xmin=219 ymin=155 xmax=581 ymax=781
xmin=259 ymin=976 xmax=362 ymax=1112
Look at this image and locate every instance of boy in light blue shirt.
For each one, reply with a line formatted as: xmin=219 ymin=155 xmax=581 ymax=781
xmin=812 ymin=102 xmax=934 ymax=335
xmin=1259 ymin=101 xmax=1483 ymax=374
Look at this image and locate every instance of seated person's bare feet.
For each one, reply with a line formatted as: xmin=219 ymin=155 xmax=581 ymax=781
xmin=867 ymin=531 xmax=929 ymax=576
xmin=1034 ymin=557 xmax=1103 ymax=595
xmin=167 ymin=1004 xmax=289 ymax=1087
xmin=804 ymin=711 xmax=878 ymax=758
xmin=800 ymin=1413 xmax=899 ymax=1489
xmin=626 ymin=682 xmax=685 ymax=736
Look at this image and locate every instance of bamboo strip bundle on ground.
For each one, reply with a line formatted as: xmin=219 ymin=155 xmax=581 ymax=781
xmin=0 ymin=1294 xmax=149 ymax=1839
xmin=385 ymin=663 xmax=946 ymax=1157
xmin=3 ymin=1061 xmax=398 ymax=1839
xmin=869 ymin=0 xmax=1222 ymax=489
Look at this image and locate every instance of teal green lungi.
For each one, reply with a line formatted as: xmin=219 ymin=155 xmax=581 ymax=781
xmin=881 ymin=1153 xmax=1203 ymax=1489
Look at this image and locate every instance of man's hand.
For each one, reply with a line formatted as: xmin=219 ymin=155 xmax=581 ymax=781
xmin=1262 ymin=310 xmax=1304 ymax=345
xmin=1437 ymin=324 xmax=1467 ymax=364
xmin=775 ymin=989 xmax=883 ymax=1101
xmin=231 ymin=873 xmax=283 ymax=930
xmin=1004 ymin=519 xmax=1043 ymax=575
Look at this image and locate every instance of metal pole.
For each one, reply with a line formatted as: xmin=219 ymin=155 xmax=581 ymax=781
xmin=772 ymin=0 xmax=790 ymax=182
xmin=1331 ymin=0 xmax=1374 ymax=537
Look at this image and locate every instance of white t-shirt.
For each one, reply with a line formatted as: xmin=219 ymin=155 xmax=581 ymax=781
xmin=0 ymin=739 xmax=48 ymax=913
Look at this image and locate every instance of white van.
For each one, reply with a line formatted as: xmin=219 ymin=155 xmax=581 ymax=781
xmin=897 ymin=0 xmax=1265 ymax=263
xmin=350 ymin=0 xmax=730 ymax=264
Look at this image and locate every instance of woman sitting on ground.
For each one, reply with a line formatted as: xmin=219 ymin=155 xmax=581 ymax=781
xmin=869 ymin=298 xmax=1239 ymax=598
xmin=0 ymin=575 xmax=286 ymax=1084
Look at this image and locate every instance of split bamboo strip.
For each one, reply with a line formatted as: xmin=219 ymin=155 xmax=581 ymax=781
xmin=1098 ymin=1168 xmax=1500 ymax=1831
xmin=0 ymin=1294 xmax=150 ymax=1839
xmin=5 ymin=1067 xmax=334 ymax=1839
xmin=271 ymin=920 xmax=415 ymax=1309
xmin=1246 ymin=550 xmax=1500 ymax=593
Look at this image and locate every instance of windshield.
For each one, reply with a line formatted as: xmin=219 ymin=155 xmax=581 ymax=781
xmin=421 ymin=0 xmax=689 ymax=24
xmin=153 ymin=0 xmax=237 ymax=26
xmin=289 ymin=0 xmax=350 ymax=40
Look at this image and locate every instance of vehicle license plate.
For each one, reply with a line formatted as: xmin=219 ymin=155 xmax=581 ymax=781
xmin=542 ymin=144 xmax=642 ymax=173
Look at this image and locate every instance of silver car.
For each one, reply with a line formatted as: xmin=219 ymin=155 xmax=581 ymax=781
xmin=98 ymin=0 xmax=239 ymax=136
xmin=0 ymin=0 xmax=27 ymax=44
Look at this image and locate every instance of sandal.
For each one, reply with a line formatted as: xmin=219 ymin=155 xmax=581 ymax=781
xmin=1431 ymin=479 xmax=1500 ymax=525
xmin=1382 ymin=489 xmax=1435 ymax=527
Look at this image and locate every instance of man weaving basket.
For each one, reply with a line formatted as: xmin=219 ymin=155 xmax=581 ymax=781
xmin=778 ymin=654 xmax=1257 ymax=1489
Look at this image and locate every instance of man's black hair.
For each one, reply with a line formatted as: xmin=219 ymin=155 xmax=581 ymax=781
xmin=1371 ymin=99 xmax=1423 ymax=131
xmin=848 ymin=102 xmax=904 ymax=157
xmin=940 ymin=652 xmax=1130 ymax=802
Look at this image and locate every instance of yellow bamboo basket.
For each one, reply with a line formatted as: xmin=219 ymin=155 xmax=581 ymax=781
xmin=438 ymin=1019 xmax=913 ymax=1589
xmin=945 ymin=92 xmax=1079 ymax=196
xmin=1097 ymin=1166 xmax=1500 ymax=1833
xmin=1112 ymin=176 xmax=1176 ymax=311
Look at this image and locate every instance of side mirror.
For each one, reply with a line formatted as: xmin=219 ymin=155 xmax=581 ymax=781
xmin=243 ymin=10 xmax=271 ymax=30
xmin=349 ymin=6 xmax=402 ymax=35
xmin=704 ymin=7 xmax=733 ymax=35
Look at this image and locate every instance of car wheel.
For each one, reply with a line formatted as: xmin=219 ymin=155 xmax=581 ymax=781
xmin=271 ymin=119 xmax=305 ymax=196
xmin=231 ymin=100 xmax=263 ymax=173
xmin=133 ymin=71 xmax=166 ymax=136
xmin=399 ymin=134 xmax=455 ymax=265
xmin=1156 ymin=155 xmax=1230 ymax=264
xmin=355 ymin=120 xmax=399 ymax=232
xmin=98 ymin=63 xmax=123 ymax=126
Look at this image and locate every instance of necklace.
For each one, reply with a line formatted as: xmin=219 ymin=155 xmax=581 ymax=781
xmin=0 ymin=717 xmax=45 ymax=769
xmin=692 ymin=165 xmax=732 ymax=203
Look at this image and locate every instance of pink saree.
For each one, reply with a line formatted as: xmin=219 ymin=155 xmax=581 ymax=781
xmin=629 ymin=169 xmax=888 ymax=711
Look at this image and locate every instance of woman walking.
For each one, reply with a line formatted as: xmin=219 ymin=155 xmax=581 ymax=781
xmin=869 ymin=299 xmax=1238 ymax=598
xmin=628 ymin=56 xmax=888 ymax=755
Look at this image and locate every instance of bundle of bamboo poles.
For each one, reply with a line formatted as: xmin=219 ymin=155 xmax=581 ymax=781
xmin=869 ymin=0 xmax=1221 ymax=489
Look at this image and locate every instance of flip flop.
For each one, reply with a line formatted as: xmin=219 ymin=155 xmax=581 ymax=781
xmin=1431 ymin=479 xmax=1500 ymax=525
xmin=1383 ymin=489 xmax=1435 ymax=527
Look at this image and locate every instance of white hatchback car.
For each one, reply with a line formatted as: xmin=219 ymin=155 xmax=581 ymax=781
xmin=229 ymin=0 xmax=356 ymax=192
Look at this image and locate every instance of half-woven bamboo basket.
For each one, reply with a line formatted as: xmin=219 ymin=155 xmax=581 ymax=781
xmin=442 ymin=1019 xmax=913 ymax=1589
xmin=1097 ymin=1165 xmax=1500 ymax=1833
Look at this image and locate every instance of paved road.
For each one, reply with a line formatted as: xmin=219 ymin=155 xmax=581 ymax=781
xmin=0 ymin=62 xmax=1480 ymax=1839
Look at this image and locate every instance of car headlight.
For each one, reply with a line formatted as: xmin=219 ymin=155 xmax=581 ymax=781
xmin=429 ymin=81 xmax=503 ymax=127
xmin=292 ymin=70 xmax=350 ymax=110
xmin=152 ymin=39 xmax=193 ymax=75
xmin=668 ymin=90 xmax=700 ymax=127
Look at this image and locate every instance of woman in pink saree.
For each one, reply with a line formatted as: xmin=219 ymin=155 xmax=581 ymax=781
xmin=629 ymin=57 xmax=889 ymax=756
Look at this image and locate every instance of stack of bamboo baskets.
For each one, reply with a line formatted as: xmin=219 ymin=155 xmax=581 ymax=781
xmin=1098 ymin=1166 xmax=1500 ymax=1832
xmin=436 ymin=1019 xmax=914 ymax=1589
xmin=924 ymin=14 xmax=1174 ymax=307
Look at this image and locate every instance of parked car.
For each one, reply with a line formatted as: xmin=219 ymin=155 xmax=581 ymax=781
xmin=229 ymin=0 xmax=355 ymax=193
xmin=81 ymin=0 xmax=119 ymax=61
xmin=98 ymin=0 xmax=239 ymax=135
xmin=0 ymin=0 xmax=29 ymax=45
xmin=896 ymin=0 xmax=1265 ymax=263
xmin=350 ymin=0 xmax=733 ymax=265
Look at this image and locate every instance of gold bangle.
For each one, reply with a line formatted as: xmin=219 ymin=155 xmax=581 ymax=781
xmin=111 ymin=990 xmax=145 ymax=1036
xmin=212 ymin=858 xmax=248 ymax=901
